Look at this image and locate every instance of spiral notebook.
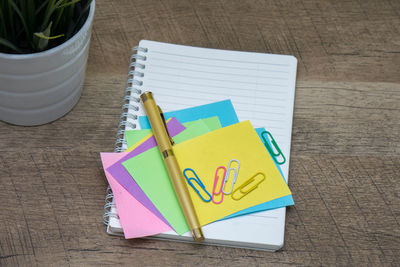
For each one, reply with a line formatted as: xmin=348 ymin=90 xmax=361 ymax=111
xmin=103 ymin=40 xmax=297 ymax=251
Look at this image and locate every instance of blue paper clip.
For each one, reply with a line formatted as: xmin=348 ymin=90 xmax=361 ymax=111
xmin=222 ymin=159 xmax=240 ymax=195
xmin=183 ymin=168 xmax=212 ymax=202
xmin=261 ymin=131 xmax=286 ymax=165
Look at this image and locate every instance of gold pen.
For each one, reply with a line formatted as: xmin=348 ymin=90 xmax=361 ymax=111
xmin=140 ymin=91 xmax=204 ymax=242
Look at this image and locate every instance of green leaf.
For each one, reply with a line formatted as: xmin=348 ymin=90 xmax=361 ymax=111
xmin=0 ymin=37 xmax=22 ymax=53
xmin=0 ymin=3 xmax=7 ymax=38
xmin=41 ymin=0 xmax=66 ymax=32
xmin=33 ymin=21 xmax=56 ymax=51
xmin=6 ymin=1 xmax=16 ymax=42
xmin=7 ymin=0 xmax=32 ymax=45
xmin=71 ymin=0 xmax=91 ymax=38
xmin=35 ymin=0 xmax=51 ymax=16
xmin=34 ymin=32 xmax=64 ymax=40
xmin=58 ymin=0 xmax=82 ymax=9
xmin=1 ymin=0 xmax=92 ymax=53
xmin=26 ymin=0 xmax=36 ymax=35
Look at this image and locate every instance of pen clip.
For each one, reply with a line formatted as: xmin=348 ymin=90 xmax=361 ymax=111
xmin=158 ymin=106 xmax=175 ymax=145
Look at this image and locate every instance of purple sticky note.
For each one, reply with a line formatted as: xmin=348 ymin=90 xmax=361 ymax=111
xmin=107 ymin=117 xmax=186 ymax=225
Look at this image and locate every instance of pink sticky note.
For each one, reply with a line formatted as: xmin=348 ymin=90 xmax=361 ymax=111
xmin=100 ymin=152 xmax=172 ymax=238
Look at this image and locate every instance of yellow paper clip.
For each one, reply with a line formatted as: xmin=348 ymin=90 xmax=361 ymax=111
xmin=183 ymin=168 xmax=212 ymax=202
xmin=231 ymin=172 xmax=266 ymax=201
xmin=222 ymin=159 xmax=240 ymax=195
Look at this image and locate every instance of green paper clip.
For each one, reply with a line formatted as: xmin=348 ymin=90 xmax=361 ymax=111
xmin=261 ymin=131 xmax=286 ymax=165
xmin=231 ymin=172 xmax=266 ymax=201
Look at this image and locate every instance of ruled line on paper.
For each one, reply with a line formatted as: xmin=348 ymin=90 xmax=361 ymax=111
xmin=147 ymin=58 xmax=290 ymax=73
xmin=146 ymin=78 xmax=288 ymax=97
xmin=147 ymin=72 xmax=288 ymax=87
xmin=152 ymin=93 xmax=289 ymax=113
xmin=150 ymin=50 xmax=291 ymax=67
xmin=149 ymin=85 xmax=289 ymax=103
xmin=147 ymin=64 xmax=290 ymax=80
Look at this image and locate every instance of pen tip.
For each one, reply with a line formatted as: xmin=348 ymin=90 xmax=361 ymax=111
xmin=192 ymin=228 xmax=205 ymax=242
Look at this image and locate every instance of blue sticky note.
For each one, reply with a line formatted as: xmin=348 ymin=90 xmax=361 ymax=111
xmin=222 ymin=127 xmax=294 ymax=220
xmin=139 ymin=100 xmax=239 ymax=129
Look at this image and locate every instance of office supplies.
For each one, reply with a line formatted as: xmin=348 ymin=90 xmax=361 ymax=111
xmin=173 ymin=118 xmax=220 ymax=143
xmin=100 ymin=153 xmax=172 ymax=238
xmin=122 ymin=112 xmax=213 ymax=234
xmin=231 ymin=172 xmax=266 ymax=201
xmin=222 ymin=159 xmax=240 ymax=195
xmin=105 ymin=123 xmax=292 ymax=236
xmin=125 ymin=117 xmax=221 ymax=149
xmin=125 ymin=130 xmax=152 ymax=151
xmin=140 ymin=92 xmax=204 ymax=242
xmin=125 ymin=117 xmax=221 ymax=151
xmin=121 ymin=119 xmax=293 ymax=227
xmin=261 ymin=131 xmax=286 ymax=165
xmin=223 ymin=127 xmax=294 ymax=220
xmin=172 ymin=121 xmax=292 ymax=224
xmin=139 ymin=100 xmax=238 ymax=128
xmin=212 ymin=166 xmax=226 ymax=204
xmin=107 ymin=117 xmax=186 ymax=224
xmin=183 ymin=168 xmax=212 ymax=203
xmin=123 ymin=121 xmax=292 ymax=231
xmin=104 ymin=40 xmax=297 ymax=250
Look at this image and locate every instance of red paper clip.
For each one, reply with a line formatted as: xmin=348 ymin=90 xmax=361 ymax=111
xmin=212 ymin=166 xmax=226 ymax=204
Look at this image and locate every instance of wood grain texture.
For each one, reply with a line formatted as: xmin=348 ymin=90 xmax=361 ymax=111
xmin=1 ymin=0 xmax=399 ymax=265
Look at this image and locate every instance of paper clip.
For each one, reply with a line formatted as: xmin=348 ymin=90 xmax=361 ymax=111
xmin=231 ymin=172 xmax=266 ymax=201
xmin=261 ymin=131 xmax=286 ymax=165
xmin=183 ymin=168 xmax=212 ymax=202
xmin=222 ymin=159 xmax=240 ymax=195
xmin=212 ymin=166 xmax=226 ymax=204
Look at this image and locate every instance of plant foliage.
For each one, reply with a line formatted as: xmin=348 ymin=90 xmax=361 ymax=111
xmin=0 ymin=0 xmax=92 ymax=54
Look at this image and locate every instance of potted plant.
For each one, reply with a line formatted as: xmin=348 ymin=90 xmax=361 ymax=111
xmin=0 ymin=0 xmax=95 ymax=126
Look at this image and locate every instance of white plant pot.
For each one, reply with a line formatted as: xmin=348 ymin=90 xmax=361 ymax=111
xmin=0 ymin=1 xmax=95 ymax=126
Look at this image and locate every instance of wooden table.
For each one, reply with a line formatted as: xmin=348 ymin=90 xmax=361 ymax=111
xmin=1 ymin=0 xmax=399 ymax=265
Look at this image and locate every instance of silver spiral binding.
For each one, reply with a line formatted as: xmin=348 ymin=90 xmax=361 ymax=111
xmin=103 ymin=45 xmax=147 ymax=226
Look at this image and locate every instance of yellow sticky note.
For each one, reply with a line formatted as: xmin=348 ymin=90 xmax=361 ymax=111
xmin=174 ymin=120 xmax=292 ymax=226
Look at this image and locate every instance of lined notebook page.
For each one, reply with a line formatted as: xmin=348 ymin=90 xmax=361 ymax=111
xmin=120 ymin=40 xmax=297 ymax=249
xmin=134 ymin=40 xmax=296 ymax=178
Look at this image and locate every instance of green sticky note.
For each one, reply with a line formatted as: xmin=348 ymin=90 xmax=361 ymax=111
xmin=173 ymin=120 xmax=213 ymax=144
xmin=182 ymin=116 xmax=221 ymax=130
xmin=125 ymin=129 xmax=152 ymax=148
xmin=201 ymin=116 xmax=221 ymax=131
xmin=122 ymin=119 xmax=217 ymax=234
xmin=125 ymin=117 xmax=221 ymax=148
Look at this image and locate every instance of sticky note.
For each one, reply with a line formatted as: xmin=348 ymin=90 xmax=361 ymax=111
xmin=125 ymin=117 xmax=221 ymax=149
xmin=123 ymin=121 xmax=292 ymax=233
xmin=100 ymin=152 xmax=171 ymax=238
xmin=125 ymin=123 xmax=292 ymax=223
xmin=125 ymin=118 xmax=173 ymax=149
xmin=122 ymin=119 xmax=213 ymax=234
xmin=139 ymin=100 xmax=238 ymax=128
xmin=107 ymin=117 xmax=186 ymax=225
xmin=184 ymin=116 xmax=221 ymax=132
xmin=174 ymin=118 xmax=219 ymax=144
xmin=125 ymin=130 xmax=152 ymax=150
xmin=129 ymin=120 xmax=291 ymax=219
xmin=173 ymin=121 xmax=292 ymax=225
xmin=222 ymin=128 xmax=294 ymax=219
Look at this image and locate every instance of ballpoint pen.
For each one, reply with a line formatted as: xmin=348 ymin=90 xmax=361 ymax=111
xmin=140 ymin=91 xmax=204 ymax=242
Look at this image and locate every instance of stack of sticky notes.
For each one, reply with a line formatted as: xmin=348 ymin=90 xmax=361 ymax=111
xmin=100 ymin=100 xmax=294 ymax=239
